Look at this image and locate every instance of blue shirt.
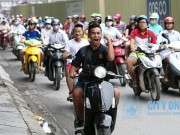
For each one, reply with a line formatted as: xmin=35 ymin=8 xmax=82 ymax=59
xmin=23 ymin=29 xmax=41 ymax=40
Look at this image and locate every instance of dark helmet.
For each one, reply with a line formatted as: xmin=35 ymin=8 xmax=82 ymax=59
xmin=105 ymin=15 xmax=113 ymax=22
xmin=137 ymin=15 xmax=149 ymax=24
xmin=51 ymin=19 xmax=60 ymax=25
xmin=130 ymin=15 xmax=137 ymax=22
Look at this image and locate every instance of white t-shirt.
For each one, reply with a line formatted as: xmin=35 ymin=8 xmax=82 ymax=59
xmin=65 ymin=38 xmax=89 ymax=64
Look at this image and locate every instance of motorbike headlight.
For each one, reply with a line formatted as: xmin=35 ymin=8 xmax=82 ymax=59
xmin=94 ymin=66 xmax=107 ymax=79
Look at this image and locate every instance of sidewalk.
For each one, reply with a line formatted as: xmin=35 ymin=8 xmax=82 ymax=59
xmin=0 ymin=65 xmax=46 ymax=135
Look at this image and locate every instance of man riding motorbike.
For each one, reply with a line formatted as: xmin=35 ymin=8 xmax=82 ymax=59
xmin=157 ymin=17 xmax=180 ymax=83
xmin=63 ymin=24 xmax=89 ymax=100
xmin=41 ymin=19 xmax=52 ymax=45
xmin=126 ymin=15 xmax=157 ymax=92
xmin=20 ymin=18 xmax=43 ymax=70
xmin=69 ymin=22 xmax=120 ymax=128
xmin=43 ymin=19 xmax=69 ymax=75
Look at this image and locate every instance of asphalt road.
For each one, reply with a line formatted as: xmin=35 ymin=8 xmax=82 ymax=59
xmin=1 ymin=47 xmax=180 ymax=135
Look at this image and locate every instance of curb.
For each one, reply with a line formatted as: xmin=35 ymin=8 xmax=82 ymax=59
xmin=0 ymin=65 xmax=46 ymax=135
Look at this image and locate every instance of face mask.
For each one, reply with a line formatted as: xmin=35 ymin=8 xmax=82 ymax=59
xmin=106 ymin=22 xmax=113 ymax=27
xmin=53 ymin=25 xmax=59 ymax=30
xmin=46 ymin=24 xmax=51 ymax=29
xmin=150 ymin=20 xmax=156 ymax=25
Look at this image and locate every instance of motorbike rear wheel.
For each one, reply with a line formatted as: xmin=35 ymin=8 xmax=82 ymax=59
xmin=54 ymin=67 xmax=61 ymax=90
xmin=29 ymin=61 xmax=36 ymax=82
xmin=117 ymin=63 xmax=126 ymax=86
xmin=150 ymin=75 xmax=161 ymax=101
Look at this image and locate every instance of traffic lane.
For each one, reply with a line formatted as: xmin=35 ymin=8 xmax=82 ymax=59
xmin=2 ymin=47 xmax=180 ymax=135
xmin=112 ymin=80 xmax=180 ymax=135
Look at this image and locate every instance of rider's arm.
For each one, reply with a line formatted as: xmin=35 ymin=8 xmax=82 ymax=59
xmin=62 ymin=31 xmax=69 ymax=44
xmin=104 ymin=34 xmax=114 ymax=61
xmin=70 ymin=49 xmax=82 ymax=77
xmin=125 ymin=28 xmax=129 ymax=38
xmin=130 ymin=38 xmax=135 ymax=52
xmin=149 ymin=31 xmax=157 ymax=44
xmin=63 ymin=40 xmax=70 ymax=59
xmin=116 ymin=28 xmax=127 ymax=41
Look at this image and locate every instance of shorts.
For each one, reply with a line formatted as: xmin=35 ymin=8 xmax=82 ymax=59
xmin=73 ymin=81 xmax=85 ymax=91
xmin=129 ymin=52 xmax=146 ymax=59
xmin=66 ymin=63 xmax=79 ymax=71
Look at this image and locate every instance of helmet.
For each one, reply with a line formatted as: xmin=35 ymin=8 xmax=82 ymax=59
xmin=44 ymin=16 xmax=49 ymax=21
xmin=114 ymin=13 xmax=121 ymax=20
xmin=51 ymin=19 xmax=60 ymax=25
xmin=16 ymin=15 xmax=20 ymax=18
xmin=105 ymin=15 xmax=113 ymax=22
xmin=73 ymin=14 xmax=79 ymax=19
xmin=45 ymin=19 xmax=52 ymax=24
xmin=91 ymin=13 xmax=97 ymax=17
xmin=164 ymin=17 xmax=174 ymax=23
xmin=137 ymin=15 xmax=149 ymax=24
xmin=130 ymin=15 xmax=137 ymax=22
xmin=28 ymin=18 xmax=38 ymax=25
xmin=20 ymin=14 xmax=23 ymax=17
xmin=96 ymin=13 xmax=101 ymax=18
xmin=149 ymin=13 xmax=159 ymax=19
xmin=81 ymin=15 xmax=86 ymax=19
xmin=67 ymin=16 xmax=72 ymax=19
xmin=164 ymin=17 xmax=174 ymax=30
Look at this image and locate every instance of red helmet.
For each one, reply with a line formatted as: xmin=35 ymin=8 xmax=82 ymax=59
xmin=164 ymin=17 xmax=174 ymax=23
xmin=114 ymin=13 xmax=121 ymax=20
xmin=81 ymin=15 xmax=86 ymax=19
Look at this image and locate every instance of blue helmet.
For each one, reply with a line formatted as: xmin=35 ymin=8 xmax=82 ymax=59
xmin=137 ymin=15 xmax=148 ymax=24
xmin=51 ymin=19 xmax=60 ymax=25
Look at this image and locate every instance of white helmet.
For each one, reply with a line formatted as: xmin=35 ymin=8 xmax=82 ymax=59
xmin=45 ymin=19 xmax=52 ymax=24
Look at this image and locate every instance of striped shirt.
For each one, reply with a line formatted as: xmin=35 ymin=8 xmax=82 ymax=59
xmin=113 ymin=21 xmax=126 ymax=34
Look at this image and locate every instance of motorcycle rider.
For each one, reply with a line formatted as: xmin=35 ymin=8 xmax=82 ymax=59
xmin=63 ymin=24 xmax=89 ymax=100
xmin=126 ymin=15 xmax=156 ymax=92
xmin=69 ymin=22 xmax=120 ymax=128
xmin=148 ymin=12 xmax=163 ymax=36
xmin=69 ymin=15 xmax=84 ymax=39
xmin=125 ymin=15 xmax=138 ymax=57
xmin=43 ymin=19 xmax=68 ymax=75
xmin=41 ymin=19 xmax=52 ymax=45
xmin=10 ymin=18 xmax=26 ymax=46
xmin=113 ymin=13 xmax=126 ymax=34
xmin=20 ymin=18 xmax=43 ymax=70
xmin=157 ymin=17 xmax=180 ymax=83
xmin=64 ymin=16 xmax=73 ymax=37
xmin=80 ymin=15 xmax=89 ymax=30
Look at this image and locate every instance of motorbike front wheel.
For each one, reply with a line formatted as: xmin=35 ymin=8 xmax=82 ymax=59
xmin=17 ymin=49 xmax=21 ymax=61
xmin=2 ymin=41 xmax=6 ymax=50
xmin=150 ymin=75 xmax=161 ymax=101
xmin=54 ymin=67 xmax=61 ymax=90
xmin=117 ymin=63 xmax=126 ymax=86
xmin=96 ymin=127 xmax=111 ymax=135
xmin=29 ymin=61 xmax=36 ymax=82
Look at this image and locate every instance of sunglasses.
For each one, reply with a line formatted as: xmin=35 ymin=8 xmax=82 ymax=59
xmin=30 ymin=23 xmax=36 ymax=25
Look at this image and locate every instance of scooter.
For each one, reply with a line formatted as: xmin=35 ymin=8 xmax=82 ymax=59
xmin=23 ymin=39 xmax=42 ymax=82
xmin=73 ymin=66 xmax=121 ymax=135
xmin=112 ymin=38 xmax=126 ymax=86
xmin=126 ymin=44 xmax=162 ymax=101
xmin=160 ymin=33 xmax=180 ymax=92
xmin=0 ymin=29 xmax=8 ymax=50
xmin=12 ymin=31 xmax=25 ymax=60
xmin=45 ymin=43 xmax=66 ymax=90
